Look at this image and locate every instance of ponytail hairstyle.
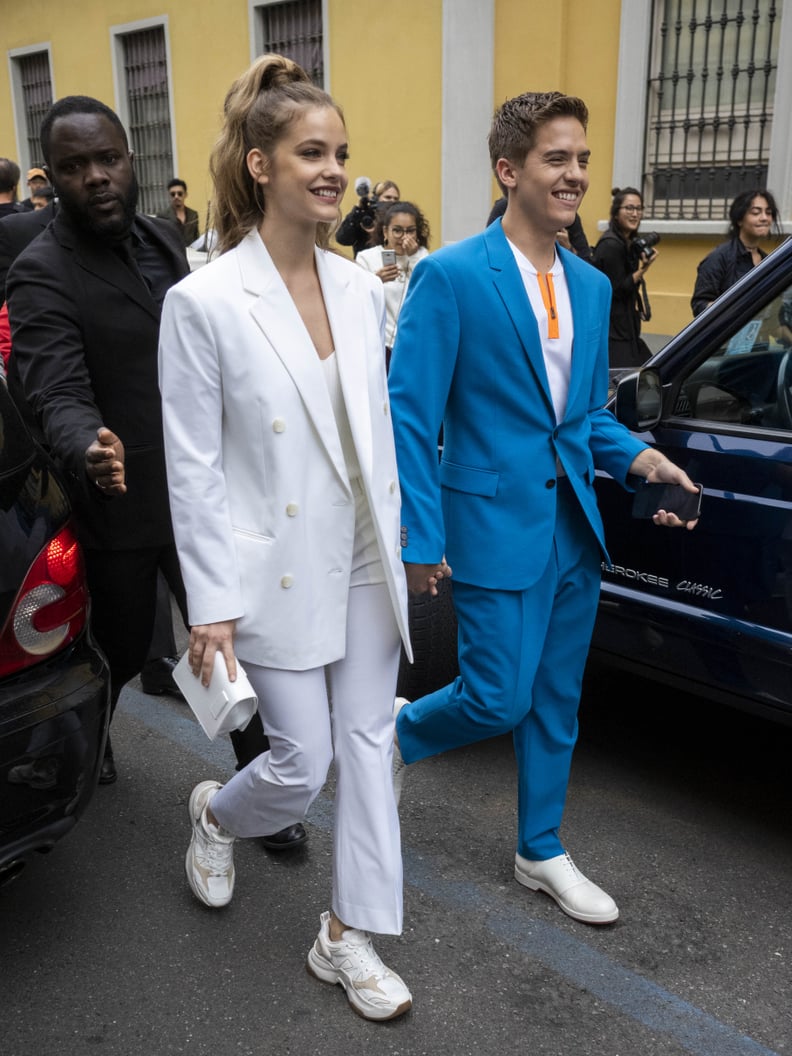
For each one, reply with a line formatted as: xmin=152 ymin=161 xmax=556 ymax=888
xmin=210 ymin=53 xmax=345 ymax=253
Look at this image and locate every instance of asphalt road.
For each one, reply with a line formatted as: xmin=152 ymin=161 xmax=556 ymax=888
xmin=2 ymin=664 xmax=790 ymax=1056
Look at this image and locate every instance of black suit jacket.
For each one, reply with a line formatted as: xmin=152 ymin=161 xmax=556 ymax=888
xmin=0 ymin=202 xmax=55 ymax=295
xmin=6 ymin=210 xmax=189 ymax=550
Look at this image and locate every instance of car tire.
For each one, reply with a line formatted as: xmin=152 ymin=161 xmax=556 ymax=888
xmin=396 ymin=577 xmax=459 ymax=700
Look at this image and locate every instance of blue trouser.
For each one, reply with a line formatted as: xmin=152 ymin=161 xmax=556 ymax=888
xmin=396 ymin=478 xmax=601 ymax=860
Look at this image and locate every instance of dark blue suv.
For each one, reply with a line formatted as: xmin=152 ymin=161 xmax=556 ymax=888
xmin=591 ymin=236 xmax=792 ymax=725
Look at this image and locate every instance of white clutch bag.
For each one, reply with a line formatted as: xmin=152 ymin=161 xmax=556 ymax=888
xmin=173 ymin=651 xmax=258 ymax=741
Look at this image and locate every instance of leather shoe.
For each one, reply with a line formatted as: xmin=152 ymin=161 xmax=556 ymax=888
xmin=514 ymin=851 xmax=618 ymax=924
xmin=260 ymin=822 xmax=308 ymax=851
xmin=99 ymin=740 xmax=117 ymax=785
xmin=140 ymin=656 xmax=185 ymax=699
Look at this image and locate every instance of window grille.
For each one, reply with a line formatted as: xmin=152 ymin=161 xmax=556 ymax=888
xmin=16 ymin=52 xmax=53 ymax=170
xmin=119 ymin=26 xmax=173 ymax=215
xmin=256 ymin=0 xmax=324 ymax=85
xmin=644 ymin=0 xmax=778 ymax=220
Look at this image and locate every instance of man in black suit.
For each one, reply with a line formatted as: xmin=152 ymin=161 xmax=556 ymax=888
xmin=6 ymin=96 xmax=190 ymax=784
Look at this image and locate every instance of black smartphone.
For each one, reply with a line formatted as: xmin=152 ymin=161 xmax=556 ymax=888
xmin=632 ymin=481 xmax=703 ymax=520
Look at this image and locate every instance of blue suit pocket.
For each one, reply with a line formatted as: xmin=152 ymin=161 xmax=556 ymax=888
xmin=440 ymin=460 xmax=499 ymax=497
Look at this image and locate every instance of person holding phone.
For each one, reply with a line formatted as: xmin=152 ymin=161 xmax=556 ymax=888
xmin=158 ymin=53 xmax=417 ymax=1021
xmin=356 ymin=201 xmax=430 ymax=366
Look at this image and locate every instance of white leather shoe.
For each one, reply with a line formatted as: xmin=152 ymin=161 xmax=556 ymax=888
xmin=514 ymin=851 xmax=618 ymax=924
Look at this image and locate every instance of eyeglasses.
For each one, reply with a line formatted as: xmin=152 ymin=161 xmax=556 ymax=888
xmin=389 ymin=226 xmax=417 ymax=236
xmin=620 ymin=205 xmax=643 ymax=214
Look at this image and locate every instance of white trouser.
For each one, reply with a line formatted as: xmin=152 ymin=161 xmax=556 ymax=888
xmin=211 ymin=580 xmax=403 ymax=935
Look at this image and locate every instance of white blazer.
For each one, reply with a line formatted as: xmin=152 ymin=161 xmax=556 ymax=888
xmin=158 ymin=229 xmax=412 ymax=670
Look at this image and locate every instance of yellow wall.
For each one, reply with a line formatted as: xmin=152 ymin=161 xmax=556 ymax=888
xmin=165 ymin=5 xmax=251 ymax=212
xmin=493 ymin=0 xmax=622 ymax=259
xmin=327 ymin=0 xmax=444 ymax=256
xmin=0 ymin=0 xmax=746 ymax=336
xmin=1 ymin=0 xmax=253 ymax=225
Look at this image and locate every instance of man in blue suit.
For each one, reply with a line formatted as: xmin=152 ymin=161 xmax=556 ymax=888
xmin=388 ymin=91 xmax=697 ymax=924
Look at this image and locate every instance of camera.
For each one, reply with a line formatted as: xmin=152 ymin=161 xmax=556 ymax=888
xmin=353 ymin=176 xmax=380 ymax=232
xmin=359 ymin=198 xmax=378 ymax=233
xmin=633 ymin=231 xmax=661 ymax=260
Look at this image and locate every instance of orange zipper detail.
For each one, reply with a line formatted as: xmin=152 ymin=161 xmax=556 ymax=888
xmin=538 ymin=272 xmax=559 ymax=339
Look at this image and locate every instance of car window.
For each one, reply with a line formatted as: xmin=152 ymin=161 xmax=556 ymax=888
xmin=672 ymin=285 xmax=792 ymax=430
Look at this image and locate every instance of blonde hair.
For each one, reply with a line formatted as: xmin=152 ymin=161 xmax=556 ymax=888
xmin=210 ymin=54 xmax=345 ymax=253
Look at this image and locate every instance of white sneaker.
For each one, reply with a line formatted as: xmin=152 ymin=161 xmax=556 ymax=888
xmin=306 ymin=911 xmax=412 ymax=1021
xmin=185 ymin=780 xmax=236 ymax=908
xmin=392 ymin=697 xmax=409 ymax=806
xmin=514 ymin=851 xmax=618 ymax=924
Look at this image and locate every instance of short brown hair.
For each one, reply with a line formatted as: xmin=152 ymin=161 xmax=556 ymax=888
xmin=488 ymin=91 xmax=588 ymax=192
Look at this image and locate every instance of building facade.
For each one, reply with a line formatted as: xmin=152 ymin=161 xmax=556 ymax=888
xmin=2 ymin=0 xmax=790 ymax=337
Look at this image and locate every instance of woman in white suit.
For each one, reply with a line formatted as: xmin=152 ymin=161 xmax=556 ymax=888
xmin=158 ymin=55 xmax=440 ymax=1022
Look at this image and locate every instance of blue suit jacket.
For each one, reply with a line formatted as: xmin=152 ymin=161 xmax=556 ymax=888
xmin=388 ymin=219 xmax=647 ymax=590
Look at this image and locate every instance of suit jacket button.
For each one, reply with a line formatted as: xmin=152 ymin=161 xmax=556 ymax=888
xmin=280 ymin=574 xmax=294 ymax=588
xmin=389 ymin=480 xmax=396 ymax=494
xmin=545 ymin=479 xmax=556 ymax=489
xmin=286 ymin=502 xmax=299 ymax=517
xmin=272 ymin=418 xmax=286 ymax=433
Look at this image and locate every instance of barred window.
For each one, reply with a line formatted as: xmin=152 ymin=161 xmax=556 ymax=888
xmin=117 ymin=26 xmax=174 ymax=215
xmin=253 ymin=0 xmax=324 ymax=85
xmin=645 ymin=0 xmax=779 ymax=220
xmin=9 ymin=50 xmax=53 ymax=173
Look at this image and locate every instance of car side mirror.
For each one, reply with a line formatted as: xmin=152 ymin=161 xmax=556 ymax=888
xmin=614 ymin=369 xmax=663 ymax=431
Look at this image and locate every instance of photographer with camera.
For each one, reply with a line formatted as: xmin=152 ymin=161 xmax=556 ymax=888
xmin=335 ymin=177 xmax=400 ymax=256
xmin=593 ymin=186 xmax=659 ymax=368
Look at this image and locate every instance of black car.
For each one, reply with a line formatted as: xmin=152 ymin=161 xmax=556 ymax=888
xmin=592 ymin=235 xmax=792 ymax=724
xmin=0 ymin=380 xmax=110 ymax=884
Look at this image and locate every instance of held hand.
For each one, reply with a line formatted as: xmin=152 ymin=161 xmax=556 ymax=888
xmin=85 ymin=427 xmax=126 ymax=495
xmin=188 ymin=620 xmax=238 ymax=688
xmin=628 ymin=451 xmax=700 ymax=530
xmin=376 ymin=264 xmax=400 ymax=283
xmin=404 ymin=559 xmax=453 ymax=597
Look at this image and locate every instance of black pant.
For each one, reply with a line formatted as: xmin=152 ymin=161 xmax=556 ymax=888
xmin=84 ymin=543 xmax=188 ymax=709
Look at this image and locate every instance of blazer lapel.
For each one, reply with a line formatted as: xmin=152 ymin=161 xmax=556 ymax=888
xmin=240 ymin=232 xmax=351 ymax=489
xmin=560 ymin=246 xmax=593 ymax=414
xmin=54 ymin=212 xmax=161 ymax=322
xmin=317 ymin=249 xmax=374 ymax=482
xmin=485 ymin=222 xmax=555 ymax=417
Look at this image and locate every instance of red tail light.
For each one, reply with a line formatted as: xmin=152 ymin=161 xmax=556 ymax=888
xmin=0 ymin=521 xmax=89 ymax=677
